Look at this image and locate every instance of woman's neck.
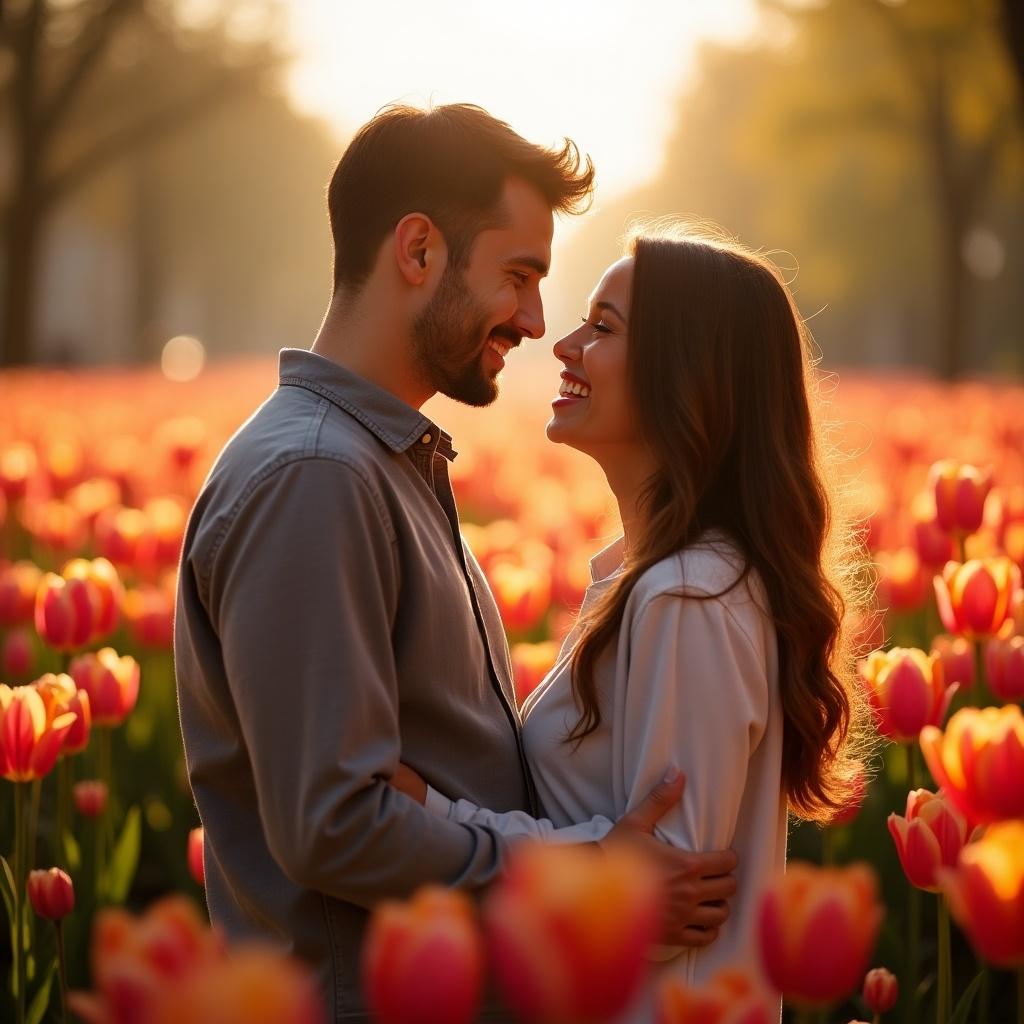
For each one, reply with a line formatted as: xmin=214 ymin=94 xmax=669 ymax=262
xmin=598 ymin=449 xmax=658 ymax=555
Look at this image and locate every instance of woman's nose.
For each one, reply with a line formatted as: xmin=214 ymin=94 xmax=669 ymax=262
xmin=552 ymin=324 xmax=583 ymax=362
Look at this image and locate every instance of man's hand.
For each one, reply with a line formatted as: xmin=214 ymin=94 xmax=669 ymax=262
xmin=601 ymin=766 xmax=738 ymax=948
xmin=391 ymin=762 xmax=427 ymax=805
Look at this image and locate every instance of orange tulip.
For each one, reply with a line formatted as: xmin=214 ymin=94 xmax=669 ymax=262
xmin=859 ymin=647 xmax=955 ymax=742
xmin=940 ymin=820 xmax=1024 ymax=968
xmin=887 ymin=789 xmax=969 ymax=892
xmin=34 ymin=571 xmax=99 ymax=651
xmin=929 ymin=460 xmax=992 ymax=536
xmin=0 ymin=683 xmax=77 ymax=781
xmin=0 ymin=441 xmax=37 ymax=502
xmin=484 ymin=842 xmax=662 ymax=1024
xmin=62 ymin=557 xmax=123 ymax=642
xmin=861 ymin=966 xmax=898 ymax=1015
xmin=35 ymin=672 xmax=92 ymax=755
xmin=69 ymin=648 xmax=140 ymax=727
xmin=920 ymin=705 xmax=1024 ymax=824
xmin=758 ymin=862 xmax=883 ymax=1009
xmin=0 ymin=560 xmax=43 ymax=627
xmin=188 ymin=827 xmax=205 ymax=887
xmin=363 ymin=887 xmax=484 ymax=1024
xmin=655 ymin=968 xmax=774 ymax=1024
xmin=985 ymin=633 xmax=1024 ymax=701
xmin=933 ymin=558 xmax=1020 ymax=640
xmin=875 ymin=548 xmax=927 ymax=613
xmin=930 ymin=634 xmax=975 ymax=690
xmin=73 ymin=780 xmax=109 ymax=818
xmin=27 ymin=867 xmax=75 ymax=920
xmin=510 ymin=641 xmax=560 ymax=706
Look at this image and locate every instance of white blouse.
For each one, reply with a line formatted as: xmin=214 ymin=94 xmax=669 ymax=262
xmin=425 ymin=534 xmax=787 ymax=1009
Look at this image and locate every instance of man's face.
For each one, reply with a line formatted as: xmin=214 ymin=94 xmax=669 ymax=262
xmin=411 ymin=177 xmax=553 ymax=407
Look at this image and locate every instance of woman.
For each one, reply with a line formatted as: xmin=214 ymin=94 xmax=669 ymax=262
xmin=394 ymin=224 xmax=866 ymax=1006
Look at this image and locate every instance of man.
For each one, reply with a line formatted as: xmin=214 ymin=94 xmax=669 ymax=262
xmin=174 ymin=103 xmax=737 ymax=1021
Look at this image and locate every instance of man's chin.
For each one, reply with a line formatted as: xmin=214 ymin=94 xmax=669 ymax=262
xmin=439 ymin=374 xmax=499 ymax=408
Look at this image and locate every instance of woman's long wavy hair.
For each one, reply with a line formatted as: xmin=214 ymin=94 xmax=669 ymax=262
xmin=567 ymin=223 xmax=869 ymax=822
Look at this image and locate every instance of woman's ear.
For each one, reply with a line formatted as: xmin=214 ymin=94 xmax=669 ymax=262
xmin=393 ymin=213 xmax=448 ymax=286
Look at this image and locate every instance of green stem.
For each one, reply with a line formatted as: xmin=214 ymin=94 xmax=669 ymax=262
xmin=978 ymin=961 xmax=989 ymax=1024
xmin=55 ymin=919 xmax=69 ymax=1024
xmin=56 ymin=758 xmax=71 ymax=869
xmin=96 ymin=728 xmax=113 ymax=899
xmin=938 ymin=894 xmax=951 ymax=1024
xmin=909 ymin=880 xmax=921 ymax=1022
xmin=13 ymin=782 xmax=26 ymax=1024
xmin=957 ymin=536 xmax=967 ymax=564
xmin=907 ymin=741 xmax=918 ymax=792
xmin=972 ymin=640 xmax=986 ymax=708
xmin=27 ymin=777 xmax=41 ymax=868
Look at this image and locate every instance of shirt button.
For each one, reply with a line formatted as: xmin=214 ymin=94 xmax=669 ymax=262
xmin=421 ymin=433 xmax=432 ymax=444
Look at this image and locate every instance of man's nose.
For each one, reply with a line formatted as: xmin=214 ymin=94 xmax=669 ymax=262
xmin=513 ymin=292 xmax=545 ymax=341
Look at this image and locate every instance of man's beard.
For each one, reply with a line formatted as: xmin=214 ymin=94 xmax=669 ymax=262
xmin=411 ymin=266 xmax=503 ymax=408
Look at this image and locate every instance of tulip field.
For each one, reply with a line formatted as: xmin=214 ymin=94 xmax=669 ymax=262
xmin=0 ymin=358 xmax=1023 ymax=1023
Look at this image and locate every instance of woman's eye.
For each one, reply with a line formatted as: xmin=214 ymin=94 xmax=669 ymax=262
xmin=580 ymin=316 xmax=612 ymax=334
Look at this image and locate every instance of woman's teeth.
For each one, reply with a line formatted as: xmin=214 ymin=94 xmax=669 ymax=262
xmin=559 ymin=379 xmax=591 ymax=398
xmin=487 ymin=338 xmax=513 ymax=358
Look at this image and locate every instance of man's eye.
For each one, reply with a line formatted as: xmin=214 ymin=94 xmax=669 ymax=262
xmin=580 ymin=316 xmax=611 ymax=334
xmin=511 ymin=271 xmax=529 ymax=284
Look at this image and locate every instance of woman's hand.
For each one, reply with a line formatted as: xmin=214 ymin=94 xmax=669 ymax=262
xmin=391 ymin=762 xmax=428 ymax=805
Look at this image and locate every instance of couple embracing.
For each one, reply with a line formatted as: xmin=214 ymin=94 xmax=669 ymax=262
xmin=173 ymin=102 xmax=864 ymax=1022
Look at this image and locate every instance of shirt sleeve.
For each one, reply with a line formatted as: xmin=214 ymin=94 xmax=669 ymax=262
xmin=423 ymin=785 xmax=615 ymax=844
xmin=202 ymin=456 xmax=507 ymax=907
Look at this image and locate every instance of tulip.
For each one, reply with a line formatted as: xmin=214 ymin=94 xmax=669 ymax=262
xmin=655 ymin=968 xmax=774 ymax=1024
xmin=34 ymin=571 xmax=99 ymax=652
xmin=0 ymin=560 xmax=43 ymax=626
xmin=934 ymin=558 xmax=1021 ymax=640
xmin=73 ymin=780 xmax=109 ymax=818
xmin=510 ymin=641 xmax=560 ymax=705
xmin=862 ymin=967 xmax=898 ymax=1016
xmin=2 ymin=627 xmax=34 ymax=679
xmin=139 ymin=497 xmax=187 ymax=574
xmin=363 ymin=886 xmax=484 ymax=1024
xmin=0 ymin=441 xmax=37 ymax=503
xmin=929 ymin=460 xmax=992 ymax=537
xmin=61 ymin=557 xmax=123 ymax=642
xmin=911 ymin=493 xmax=956 ymax=568
xmin=94 ymin=505 xmax=151 ymax=572
xmin=188 ymin=827 xmax=205 ymax=887
xmin=0 ymin=683 xmax=77 ymax=782
xmin=985 ymin=633 xmax=1024 ymax=701
xmin=35 ymin=672 xmax=92 ymax=756
xmin=483 ymin=842 xmax=662 ymax=1023
xmin=930 ymin=634 xmax=975 ymax=691
xmin=920 ymin=704 xmax=1024 ymax=824
xmin=859 ymin=647 xmax=955 ymax=742
xmin=122 ymin=582 xmax=175 ymax=649
xmin=887 ymin=789 xmax=968 ymax=893
xmin=940 ymin=820 xmax=1024 ymax=968
xmin=69 ymin=648 xmax=140 ymax=727
xmin=27 ymin=867 xmax=75 ymax=920
xmin=489 ymin=561 xmax=551 ymax=634
xmin=758 ymin=862 xmax=884 ymax=1009
xmin=24 ymin=498 xmax=87 ymax=553
xmin=875 ymin=549 xmax=927 ymax=613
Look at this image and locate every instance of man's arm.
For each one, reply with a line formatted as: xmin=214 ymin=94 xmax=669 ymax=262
xmin=203 ymin=456 xmax=507 ymax=906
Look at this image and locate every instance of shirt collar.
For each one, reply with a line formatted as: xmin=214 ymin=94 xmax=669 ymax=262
xmin=277 ymin=348 xmax=456 ymax=459
xmin=589 ymin=535 xmax=626 ymax=583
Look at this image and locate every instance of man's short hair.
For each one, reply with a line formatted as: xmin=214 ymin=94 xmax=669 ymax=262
xmin=327 ymin=103 xmax=595 ymax=292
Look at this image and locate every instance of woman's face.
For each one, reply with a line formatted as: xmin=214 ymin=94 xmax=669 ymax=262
xmin=546 ymin=257 xmax=641 ymax=458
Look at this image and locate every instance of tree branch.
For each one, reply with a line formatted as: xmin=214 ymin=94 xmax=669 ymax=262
xmin=38 ymin=0 xmax=145 ymax=143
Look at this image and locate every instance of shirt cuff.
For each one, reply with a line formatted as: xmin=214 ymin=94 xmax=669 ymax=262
xmin=424 ymin=784 xmax=454 ymax=819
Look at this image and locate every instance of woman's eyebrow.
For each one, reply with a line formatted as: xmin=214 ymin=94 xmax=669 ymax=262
xmin=594 ymin=300 xmax=626 ymax=321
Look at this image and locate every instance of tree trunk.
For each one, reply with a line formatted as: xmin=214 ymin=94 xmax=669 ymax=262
xmin=1 ymin=181 xmax=42 ymax=367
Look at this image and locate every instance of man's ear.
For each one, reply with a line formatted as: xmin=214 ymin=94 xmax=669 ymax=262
xmin=393 ymin=213 xmax=447 ymax=286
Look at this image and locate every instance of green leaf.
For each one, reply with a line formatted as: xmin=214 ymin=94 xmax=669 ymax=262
xmin=25 ymin=960 xmax=55 ymax=1024
xmin=62 ymin=828 xmax=81 ymax=873
xmin=0 ymin=855 xmax=15 ymax=924
xmin=948 ymin=969 xmax=986 ymax=1024
xmin=104 ymin=806 xmax=141 ymax=904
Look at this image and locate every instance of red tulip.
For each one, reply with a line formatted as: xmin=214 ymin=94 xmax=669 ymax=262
xmin=930 ymin=634 xmax=975 ymax=690
xmin=0 ymin=560 xmax=43 ymax=627
xmin=489 ymin=561 xmax=551 ymax=634
xmin=61 ymin=557 xmax=123 ymax=642
xmin=933 ymin=558 xmax=1020 ymax=640
xmin=122 ymin=582 xmax=176 ymax=649
xmin=27 ymin=867 xmax=75 ymax=920
xmin=862 ymin=966 xmax=898 ymax=1015
xmin=69 ymin=648 xmax=140 ymax=727
xmin=34 ymin=571 xmax=99 ymax=651
xmin=911 ymin=493 xmax=956 ymax=568
xmin=73 ymin=780 xmax=109 ymax=818
xmin=940 ymin=820 xmax=1024 ymax=968
xmin=920 ymin=705 xmax=1024 ymax=825
xmin=363 ymin=887 xmax=484 ymax=1024
xmin=2 ymin=627 xmax=34 ymax=679
xmin=758 ymin=862 xmax=884 ymax=1009
xmin=929 ymin=460 xmax=992 ymax=536
xmin=859 ymin=647 xmax=955 ymax=742
xmin=35 ymin=672 xmax=92 ymax=755
xmin=887 ymin=789 xmax=969 ymax=892
xmin=510 ymin=641 xmax=560 ymax=705
xmin=0 ymin=683 xmax=77 ymax=781
xmin=985 ymin=633 xmax=1024 ymax=701
xmin=188 ymin=827 xmax=205 ymax=887
xmin=655 ymin=968 xmax=774 ymax=1024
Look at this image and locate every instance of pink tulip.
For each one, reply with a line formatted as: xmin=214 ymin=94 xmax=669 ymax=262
xmin=985 ymin=633 xmax=1024 ymax=701
xmin=930 ymin=634 xmax=975 ymax=690
xmin=929 ymin=460 xmax=992 ymax=536
xmin=887 ymin=789 xmax=969 ymax=892
xmin=27 ymin=867 xmax=75 ymax=920
xmin=859 ymin=647 xmax=955 ymax=742
xmin=862 ymin=966 xmax=898 ymax=1015
xmin=934 ymin=558 xmax=1020 ymax=640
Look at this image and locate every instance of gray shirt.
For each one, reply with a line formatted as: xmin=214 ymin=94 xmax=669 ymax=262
xmin=174 ymin=348 xmax=536 ymax=1021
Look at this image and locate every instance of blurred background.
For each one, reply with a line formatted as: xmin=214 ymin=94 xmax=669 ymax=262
xmin=1 ymin=0 xmax=1021 ymax=378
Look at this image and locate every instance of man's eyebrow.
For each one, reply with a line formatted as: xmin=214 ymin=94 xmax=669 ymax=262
xmin=594 ymin=300 xmax=627 ymax=321
xmin=506 ymin=255 xmax=550 ymax=278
